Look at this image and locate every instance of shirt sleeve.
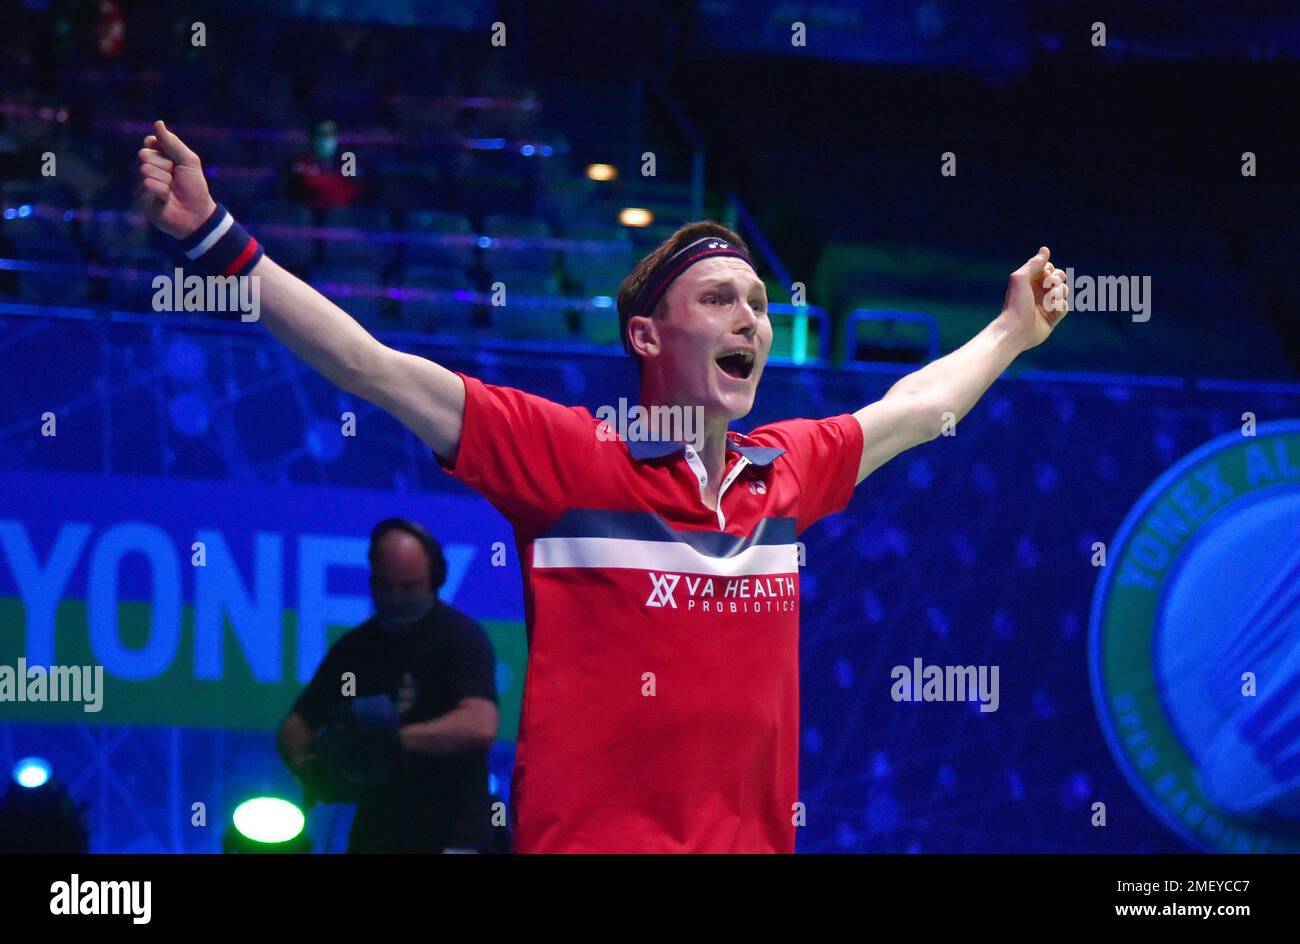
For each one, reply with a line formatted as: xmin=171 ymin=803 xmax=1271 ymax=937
xmin=449 ymin=617 xmax=499 ymax=705
xmin=749 ymin=413 xmax=863 ymax=534
xmin=291 ymin=634 xmax=356 ymax=729
xmin=437 ymin=373 xmax=599 ymax=536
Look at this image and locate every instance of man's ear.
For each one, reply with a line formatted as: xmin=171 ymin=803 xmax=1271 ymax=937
xmin=627 ymin=315 xmax=660 ymax=361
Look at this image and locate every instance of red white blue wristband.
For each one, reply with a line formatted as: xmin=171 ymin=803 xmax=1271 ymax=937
xmin=178 ymin=203 xmax=264 ymax=277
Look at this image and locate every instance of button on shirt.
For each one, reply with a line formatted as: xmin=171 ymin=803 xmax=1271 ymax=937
xmin=439 ymin=374 xmax=863 ymax=852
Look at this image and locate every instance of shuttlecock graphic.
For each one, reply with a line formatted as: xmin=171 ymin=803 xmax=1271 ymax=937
xmin=1200 ymin=529 xmax=1300 ymax=818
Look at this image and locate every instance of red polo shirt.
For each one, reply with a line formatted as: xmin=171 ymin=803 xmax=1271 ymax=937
xmin=440 ymin=374 xmax=862 ymax=852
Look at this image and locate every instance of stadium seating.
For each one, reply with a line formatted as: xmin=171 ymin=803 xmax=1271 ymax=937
xmin=0 ymin=4 xmax=1287 ymax=379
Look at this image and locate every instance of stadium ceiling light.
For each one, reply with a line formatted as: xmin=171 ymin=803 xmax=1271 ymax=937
xmin=619 ymin=208 xmax=653 ymax=227
xmin=586 ymin=163 xmax=618 ymax=182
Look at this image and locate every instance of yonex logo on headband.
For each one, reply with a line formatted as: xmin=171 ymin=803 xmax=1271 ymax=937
xmin=672 ymin=237 xmax=732 ymax=258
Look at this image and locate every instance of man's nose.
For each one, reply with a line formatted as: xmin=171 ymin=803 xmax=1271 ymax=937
xmin=733 ymin=302 xmax=758 ymax=336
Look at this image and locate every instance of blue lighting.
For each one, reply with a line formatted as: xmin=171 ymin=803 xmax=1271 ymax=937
xmin=13 ymin=757 xmax=51 ymax=789
xmin=305 ymin=417 xmax=345 ymax=463
xmin=168 ymin=392 xmax=210 ymax=437
xmin=164 ymin=337 xmax=208 ymax=382
xmin=520 ymin=144 xmax=535 ymax=156
xmin=476 ymin=235 xmax=493 ymax=249
xmin=591 ymin=295 xmax=613 ymax=308
xmin=2 ymin=209 xmax=15 ymax=220
xmin=18 ymin=204 xmax=32 ymax=218
xmin=64 ymin=210 xmax=75 ymax=222
xmin=835 ymin=821 xmax=857 ymax=848
xmin=871 ymin=751 xmax=891 ymax=779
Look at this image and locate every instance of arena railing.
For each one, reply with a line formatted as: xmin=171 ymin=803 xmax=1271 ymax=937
xmin=844 ymin=308 xmax=942 ymax=365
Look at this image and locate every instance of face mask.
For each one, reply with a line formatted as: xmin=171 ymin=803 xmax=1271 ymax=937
xmin=374 ymin=593 xmax=436 ymax=631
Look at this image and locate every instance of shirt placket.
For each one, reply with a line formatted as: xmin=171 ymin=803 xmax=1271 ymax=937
xmin=683 ymin=444 xmax=752 ymax=530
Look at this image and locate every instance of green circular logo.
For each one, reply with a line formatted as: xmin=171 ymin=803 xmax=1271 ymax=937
xmin=1090 ymin=420 xmax=1300 ymax=853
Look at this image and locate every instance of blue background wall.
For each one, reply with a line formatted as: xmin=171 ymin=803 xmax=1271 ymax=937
xmin=4 ymin=308 xmax=1297 ymax=851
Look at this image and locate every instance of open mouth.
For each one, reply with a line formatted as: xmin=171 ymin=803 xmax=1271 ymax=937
xmin=715 ymin=350 xmax=755 ymax=380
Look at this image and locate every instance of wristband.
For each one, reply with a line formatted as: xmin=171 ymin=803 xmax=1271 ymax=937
xmin=178 ymin=203 xmax=264 ymax=277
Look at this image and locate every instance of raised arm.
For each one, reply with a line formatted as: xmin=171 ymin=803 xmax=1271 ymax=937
xmin=133 ymin=120 xmax=465 ymax=462
xmin=853 ymin=247 xmax=1070 ymax=483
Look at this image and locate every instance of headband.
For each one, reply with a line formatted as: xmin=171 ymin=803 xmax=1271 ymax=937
xmin=624 ymin=236 xmax=756 ymax=353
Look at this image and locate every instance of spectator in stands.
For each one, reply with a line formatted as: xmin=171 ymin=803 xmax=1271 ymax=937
xmin=94 ymin=0 xmax=125 ymax=61
xmin=286 ymin=118 xmax=364 ymax=211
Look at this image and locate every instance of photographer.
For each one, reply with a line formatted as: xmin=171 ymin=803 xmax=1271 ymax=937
xmin=277 ymin=519 xmax=500 ymax=853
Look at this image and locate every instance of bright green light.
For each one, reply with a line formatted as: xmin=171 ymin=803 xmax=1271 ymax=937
xmin=232 ymin=797 xmax=305 ymax=845
xmin=792 ymin=310 xmax=808 ymax=365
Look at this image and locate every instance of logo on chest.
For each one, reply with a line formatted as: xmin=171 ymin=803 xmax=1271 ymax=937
xmin=644 ymin=571 xmax=797 ymax=613
xmin=645 ymin=572 xmax=681 ymax=607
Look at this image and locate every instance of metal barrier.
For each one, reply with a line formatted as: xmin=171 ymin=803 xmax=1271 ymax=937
xmin=766 ymin=301 xmax=829 ymax=366
xmin=845 ymin=308 xmax=941 ymax=362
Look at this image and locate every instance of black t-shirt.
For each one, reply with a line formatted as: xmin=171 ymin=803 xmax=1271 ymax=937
xmin=293 ymin=600 xmax=498 ymax=852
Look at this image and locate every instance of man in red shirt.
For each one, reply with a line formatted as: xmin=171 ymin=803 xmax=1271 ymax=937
xmin=287 ymin=119 xmax=364 ymax=211
xmin=134 ymin=120 xmax=1070 ymax=852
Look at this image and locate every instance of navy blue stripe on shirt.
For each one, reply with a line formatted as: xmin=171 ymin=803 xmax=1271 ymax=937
xmin=540 ymin=509 xmax=796 ymax=557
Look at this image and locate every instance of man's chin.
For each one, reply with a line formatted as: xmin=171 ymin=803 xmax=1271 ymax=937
xmin=712 ymin=389 xmax=756 ymax=422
